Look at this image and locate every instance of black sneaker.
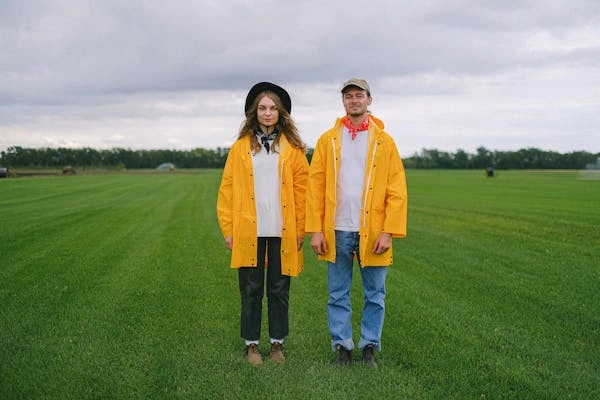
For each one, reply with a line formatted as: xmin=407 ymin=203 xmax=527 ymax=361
xmin=336 ymin=345 xmax=352 ymax=365
xmin=362 ymin=345 xmax=378 ymax=368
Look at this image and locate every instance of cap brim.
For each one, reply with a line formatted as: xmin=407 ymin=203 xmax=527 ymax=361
xmin=342 ymin=84 xmax=368 ymax=92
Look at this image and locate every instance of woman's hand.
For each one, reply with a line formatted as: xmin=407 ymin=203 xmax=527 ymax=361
xmin=297 ymin=236 xmax=304 ymax=251
xmin=224 ymin=235 xmax=233 ymax=251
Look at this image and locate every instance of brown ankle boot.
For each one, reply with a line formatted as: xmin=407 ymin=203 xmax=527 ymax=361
xmin=246 ymin=344 xmax=263 ymax=366
xmin=269 ymin=342 xmax=285 ymax=363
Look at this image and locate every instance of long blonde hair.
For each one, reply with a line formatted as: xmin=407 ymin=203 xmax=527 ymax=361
xmin=238 ymin=91 xmax=306 ymax=154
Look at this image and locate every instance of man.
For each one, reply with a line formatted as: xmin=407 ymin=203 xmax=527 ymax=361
xmin=306 ymin=78 xmax=407 ymax=367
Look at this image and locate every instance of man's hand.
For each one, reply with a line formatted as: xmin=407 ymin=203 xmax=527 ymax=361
xmin=310 ymin=232 xmax=328 ymax=255
xmin=372 ymin=232 xmax=392 ymax=254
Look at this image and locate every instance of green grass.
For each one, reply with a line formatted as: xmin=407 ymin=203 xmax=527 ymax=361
xmin=1 ymin=170 xmax=598 ymax=399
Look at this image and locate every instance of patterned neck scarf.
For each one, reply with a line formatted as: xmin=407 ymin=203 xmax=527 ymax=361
xmin=255 ymin=128 xmax=278 ymax=153
xmin=343 ymin=116 xmax=369 ymax=140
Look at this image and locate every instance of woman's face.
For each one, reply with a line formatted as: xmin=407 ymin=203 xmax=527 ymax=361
xmin=257 ymin=95 xmax=279 ymax=130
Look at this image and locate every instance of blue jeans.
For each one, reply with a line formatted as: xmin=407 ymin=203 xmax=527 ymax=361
xmin=327 ymin=230 xmax=387 ymax=352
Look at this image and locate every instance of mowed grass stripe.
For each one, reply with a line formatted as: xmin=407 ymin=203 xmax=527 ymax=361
xmin=394 ymin=170 xmax=599 ymax=397
xmin=1 ymin=169 xmax=599 ymax=399
xmin=1 ymin=172 xmax=234 ymax=397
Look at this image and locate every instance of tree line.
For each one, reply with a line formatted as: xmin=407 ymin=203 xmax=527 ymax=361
xmin=0 ymin=146 xmax=229 ymax=169
xmin=402 ymin=147 xmax=599 ymax=169
xmin=1 ymin=145 xmax=598 ymax=170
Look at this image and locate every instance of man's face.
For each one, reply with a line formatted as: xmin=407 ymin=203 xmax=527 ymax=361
xmin=342 ymin=87 xmax=371 ymax=118
xmin=257 ymin=95 xmax=279 ymax=129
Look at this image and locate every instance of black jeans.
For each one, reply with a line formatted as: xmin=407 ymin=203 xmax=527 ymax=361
xmin=238 ymin=237 xmax=290 ymax=341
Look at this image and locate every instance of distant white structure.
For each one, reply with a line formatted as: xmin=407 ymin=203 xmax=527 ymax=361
xmin=156 ymin=162 xmax=176 ymax=171
xmin=581 ymin=157 xmax=600 ymax=180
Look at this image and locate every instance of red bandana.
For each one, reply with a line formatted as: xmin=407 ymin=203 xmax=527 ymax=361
xmin=343 ymin=116 xmax=369 ymax=140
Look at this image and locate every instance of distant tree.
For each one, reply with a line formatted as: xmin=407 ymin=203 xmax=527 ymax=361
xmin=453 ymin=149 xmax=470 ymax=169
xmin=471 ymin=146 xmax=493 ymax=169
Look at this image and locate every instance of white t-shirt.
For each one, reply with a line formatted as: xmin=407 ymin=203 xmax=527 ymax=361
xmin=335 ymin=127 xmax=368 ymax=231
xmin=252 ymin=142 xmax=282 ymax=237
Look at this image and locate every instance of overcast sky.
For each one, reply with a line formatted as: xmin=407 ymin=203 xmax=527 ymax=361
xmin=1 ymin=0 xmax=599 ymax=157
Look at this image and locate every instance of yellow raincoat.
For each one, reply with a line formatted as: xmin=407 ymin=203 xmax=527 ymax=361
xmin=305 ymin=114 xmax=407 ymax=267
xmin=217 ymin=134 xmax=308 ymax=276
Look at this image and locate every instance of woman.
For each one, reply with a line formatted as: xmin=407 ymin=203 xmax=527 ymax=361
xmin=216 ymin=82 xmax=308 ymax=365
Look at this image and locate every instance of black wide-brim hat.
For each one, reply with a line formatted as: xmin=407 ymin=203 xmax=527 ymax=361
xmin=245 ymin=82 xmax=292 ymax=115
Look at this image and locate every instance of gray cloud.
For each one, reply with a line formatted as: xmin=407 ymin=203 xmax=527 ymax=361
xmin=1 ymin=0 xmax=599 ymax=155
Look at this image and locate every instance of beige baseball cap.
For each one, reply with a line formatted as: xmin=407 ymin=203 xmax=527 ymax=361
xmin=341 ymin=78 xmax=370 ymax=93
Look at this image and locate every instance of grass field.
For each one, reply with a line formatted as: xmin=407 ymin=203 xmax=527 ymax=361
xmin=1 ymin=169 xmax=598 ymax=399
